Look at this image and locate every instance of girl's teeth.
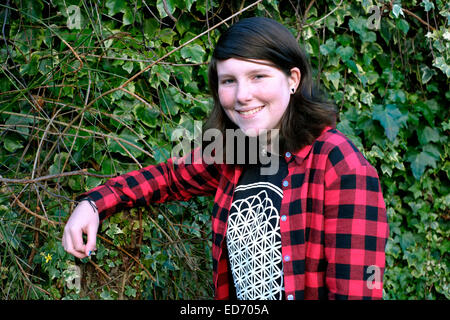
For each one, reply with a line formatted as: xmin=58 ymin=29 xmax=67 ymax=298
xmin=239 ymin=106 xmax=263 ymax=115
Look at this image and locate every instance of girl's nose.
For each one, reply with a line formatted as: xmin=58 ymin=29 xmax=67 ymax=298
xmin=236 ymin=82 xmax=253 ymax=105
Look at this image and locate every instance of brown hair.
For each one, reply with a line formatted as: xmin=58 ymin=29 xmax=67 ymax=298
xmin=204 ymin=17 xmax=337 ymax=157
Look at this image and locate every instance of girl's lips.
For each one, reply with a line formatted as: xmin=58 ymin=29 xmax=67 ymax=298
xmin=237 ymin=105 xmax=265 ymax=117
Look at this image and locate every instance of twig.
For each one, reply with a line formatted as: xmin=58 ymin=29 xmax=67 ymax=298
xmin=59 ymin=37 xmax=84 ymax=73
xmin=32 ymin=109 xmax=63 ymax=180
xmin=0 ymin=169 xmax=116 ymax=185
xmin=302 ymin=0 xmax=316 ymax=26
xmin=162 ymin=0 xmax=177 ymax=22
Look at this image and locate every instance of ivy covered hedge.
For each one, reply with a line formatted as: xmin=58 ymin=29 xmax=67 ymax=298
xmin=0 ymin=0 xmax=448 ymax=299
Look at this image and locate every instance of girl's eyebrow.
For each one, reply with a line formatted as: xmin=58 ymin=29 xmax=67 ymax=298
xmin=218 ymin=68 xmax=272 ymax=79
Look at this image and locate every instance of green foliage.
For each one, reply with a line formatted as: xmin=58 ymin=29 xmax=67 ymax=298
xmin=0 ymin=0 xmax=448 ymax=299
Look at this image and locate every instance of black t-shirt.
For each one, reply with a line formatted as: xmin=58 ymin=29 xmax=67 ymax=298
xmin=226 ymin=156 xmax=288 ymax=300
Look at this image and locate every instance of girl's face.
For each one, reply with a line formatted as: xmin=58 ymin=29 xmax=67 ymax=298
xmin=216 ymin=58 xmax=300 ymax=136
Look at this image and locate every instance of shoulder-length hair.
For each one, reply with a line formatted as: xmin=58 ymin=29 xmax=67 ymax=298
xmin=204 ymin=16 xmax=337 ymax=156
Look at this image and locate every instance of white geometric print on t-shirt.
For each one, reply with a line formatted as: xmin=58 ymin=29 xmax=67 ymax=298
xmin=227 ymin=183 xmax=284 ymax=300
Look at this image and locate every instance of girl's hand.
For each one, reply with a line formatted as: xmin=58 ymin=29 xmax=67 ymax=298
xmin=62 ymin=200 xmax=99 ymax=259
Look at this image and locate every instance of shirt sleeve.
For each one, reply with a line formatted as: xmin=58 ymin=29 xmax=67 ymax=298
xmin=323 ymin=144 xmax=389 ymax=299
xmin=77 ymin=148 xmax=221 ymax=221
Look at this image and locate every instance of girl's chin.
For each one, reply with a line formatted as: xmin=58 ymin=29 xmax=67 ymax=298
xmin=241 ymin=127 xmax=261 ymax=137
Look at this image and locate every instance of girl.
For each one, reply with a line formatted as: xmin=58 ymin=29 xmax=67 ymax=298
xmin=62 ymin=17 xmax=389 ymax=300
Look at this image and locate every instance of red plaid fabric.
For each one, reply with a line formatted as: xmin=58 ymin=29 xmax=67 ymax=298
xmin=79 ymin=127 xmax=389 ymax=300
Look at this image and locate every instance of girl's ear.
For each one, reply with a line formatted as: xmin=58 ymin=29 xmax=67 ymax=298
xmin=288 ymin=67 xmax=301 ymax=92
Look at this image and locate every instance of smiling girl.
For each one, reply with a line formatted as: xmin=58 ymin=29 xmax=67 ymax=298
xmin=62 ymin=17 xmax=389 ymax=300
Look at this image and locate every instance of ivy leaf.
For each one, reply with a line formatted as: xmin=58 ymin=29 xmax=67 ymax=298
xmin=396 ymin=19 xmax=410 ymax=35
xmin=349 ymin=17 xmax=376 ymax=42
xmin=122 ymin=8 xmax=134 ymax=25
xmin=20 ymin=53 xmax=40 ymax=76
xmin=399 ymin=232 xmax=415 ymax=251
xmin=180 ymin=44 xmax=205 ymax=63
xmin=360 ymin=91 xmax=374 ymax=105
xmin=68 ymin=175 xmax=83 ymax=191
xmin=152 ymin=145 xmax=171 ymax=163
xmin=159 ymin=87 xmax=179 ymax=116
xmin=372 ymin=104 xmax=407 ymax=141
xmin=392 ymin=4 xmax=405 ymax=18
xmin=134 ymin=105 xmax=160 ymax=128
xmin=144 ymin=19 xmax=159 ymax=38
xmin=4 ymin=135 xmax=23 ymax=153
xmin=325 ymin=71 xmax=341 ymax=90
xmin=125 ymin=286 xmax=137 ymax=298
xmin=420 ymin=65 xmax=437 ymax=84
xmin=319 ymin=39 xmax=336 ymax=55
xmin=433 ymin=56 xmax=450 ymax=77
xmin=421 ymin=0 xmax=435 ymax=12
xmin=122 ymin=61 xmax=134 ymax=74
xmin=336 ymin=46 xmax=354 ymax=62
xmin=366 ymin=70 xmax=380 ymax=84
xmin=360 ymin=30 xmax=376 ymax=42
xmin=418 ymin=126 xmax=440 ymax=145
xmin=23 ymin=0 xmax=44 ymax=20
xmin=345 ymin=60 xmax=359 ymax=75
xmin=108 ymin=129 xmax=144 ymax=158
xmin=348 ymin=16 xmax=366 ymax=35
xmin=105 ymin=0 xmax=126 ymax=16
xmin=49 ymin=153 xmax=69 ymax=175
xmin=157 ymin=0 xmax=175 ymax=19
xmin=407 ymin=149 xmax=438 ymax=180
xmin=160 ymin=28 xmax=176 ymax=44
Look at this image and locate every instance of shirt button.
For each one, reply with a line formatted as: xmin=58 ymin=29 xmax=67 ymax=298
xmin=284 ymin=255 xmax=290 ymax=262
xmin=281 ymin=215 xmax=287 ymax=222
xmin=287 ymin=294 xmax=294 ymax=300
xmin=282 ymin=180 xmax=289 ymax=187
xmin=285 ymin=152 xmax=291 ymax=158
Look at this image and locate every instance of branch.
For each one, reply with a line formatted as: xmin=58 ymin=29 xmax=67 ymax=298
xmin=162 ymin=0 xmax=177 ymax=22
xmin=0 ymin=169 xmax=115 ymax=185
xmin=402 ymin=7 xmax=436 ymax=31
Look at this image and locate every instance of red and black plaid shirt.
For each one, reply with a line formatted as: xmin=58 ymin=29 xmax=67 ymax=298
xmin=80 ymin=127 xmax=389 ymax=300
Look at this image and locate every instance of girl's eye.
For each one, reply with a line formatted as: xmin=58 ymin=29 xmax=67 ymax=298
xmin=221 ymin=79 xmax=234 ymax=85
xmin=254 ymin=74 xmax=266 ymax=80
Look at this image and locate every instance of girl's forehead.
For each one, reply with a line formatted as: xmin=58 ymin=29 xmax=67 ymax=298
xmin=216 ymin=58 xmax=278 ymax=73
xmin=218 ymin=58 xmax=275 ymax=67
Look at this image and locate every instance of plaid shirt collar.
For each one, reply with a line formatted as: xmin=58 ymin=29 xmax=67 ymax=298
xmin=221 ymin=126 xmax=331 ymax=183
